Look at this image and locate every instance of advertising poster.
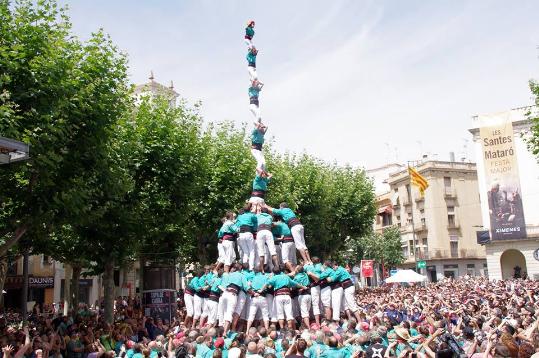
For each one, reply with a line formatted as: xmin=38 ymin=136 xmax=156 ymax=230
xmin=479 ymin=114 xmax=526 ymax=240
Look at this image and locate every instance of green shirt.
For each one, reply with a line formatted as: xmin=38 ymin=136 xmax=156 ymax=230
xmin=235 ymin=212 xmax=257 ymax=230
xmin=304 ymin=263 xmax=323 ymax=276
xmin=252 ymin=174 xmax=269 ymax=191
xmin=305 ymin=342 xmax=328 ymax=358
xmin=250 ymin=272 xmax=268 ymax=291
xmin=248 ymin=86 xmax=260 ymax=98
xmin=246 ymin=51 xmax=256 ymax=66
xmin=320 ymin=347 xmax=344 ymax=358
xmin=245 ymin=26 xmax=254 ymax=38
xmin=256 ymin=212 xmax=273 ymax=227
xmin=329 ymin=266 xmax=352 ymax=283
xmin=268 ymin=273 xmax=300 ymax=290
xmin=271 ymin=207 xmax=297 ymax=222
xmin=251 ymin=128 xmax=264 ymax=144
xmin=218 ymin=220 xmax=236 ymax=238
xmin=293 ymin=272 xmax=310 ymax=287
xmin=271 ymin=222 xmax=291 ymax=237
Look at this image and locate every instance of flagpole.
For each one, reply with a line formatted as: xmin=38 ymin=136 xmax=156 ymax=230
xmin=407 ymin=162 xmax=419 ymax=273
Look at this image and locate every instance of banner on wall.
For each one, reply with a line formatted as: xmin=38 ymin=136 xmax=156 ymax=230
xmin=479 ymin=114 xmax=526 ymax=240
xmin=361 ymin=260 xmax=374 ymax=278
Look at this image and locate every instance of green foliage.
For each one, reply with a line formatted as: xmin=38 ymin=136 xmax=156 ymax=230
xmin=360 ymin=226 xmax=404 ymax=268
xmin=527 ymin=80 xmax=539 ymax=158
xmin=0 ymin=0 xmax=130 ymax=253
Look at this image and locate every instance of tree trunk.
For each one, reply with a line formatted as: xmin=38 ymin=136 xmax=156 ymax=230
xmin=63 ymin=264 xmax=72 ymax=316
xmin=103 ymin=260 xmax=115 ymax=324
xmin=0 ymin=225 xmax=28 ymax=257
xmin=0 ymin=255 xmax=9 ymax=311
xmin=138 ymin=256 xmax=145 ymax=298
xmin=21 ymin=250 xmax=29 ymax=322
xmin=70 ymin=265 xmax=82 ymax=311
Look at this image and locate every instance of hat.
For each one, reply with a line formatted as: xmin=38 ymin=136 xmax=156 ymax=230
xmin=228 ymin=347 xmax=241 ymax=358
xmin=175 ymin=332 xmax=185 ymax=339
xmin=360 ymin=322 xmax=370 ymax=331
xmin=214 ymin=338 xmax=225 ymax=349
xmin=394 ymin=327 xmax=411 ymax=341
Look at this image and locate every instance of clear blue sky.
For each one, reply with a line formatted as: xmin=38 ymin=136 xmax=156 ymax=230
xmin=62 ymin=0 xmax=539 ymax=168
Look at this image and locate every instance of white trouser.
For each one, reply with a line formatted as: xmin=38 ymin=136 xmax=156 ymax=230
xmin=291 ymin=224 xmax=307 ymax=251
xmin=248 ymin=66 xmax=257 ymax=81
xmin=221 ymin=240 xmax=236 ymax=266
xmin=321 ymin=286 xmax=332 ymax=308
xmin=298 ymin=294 xmax=312 ymax=319
xmin=193 ymin=294 xmax=203 ymax=319
xmin=274 ymin=294 xmax=293 ymax=321
xmin=343 ymin=285 xmax=358 ymax=312
xmin=331 ymin=287 xmax=343 ymax=321
xmin=237 ymin=232 xmax=255 ymax=270
xmin=248 ymin=196 xmax=265 ymax=205
xmin=241 ymin=294 xmax=250 ymax=320
xmin=248 ymin=295 xmax=269 ymax=321
xmin=275 ymin=243 xmax=283 ymax=265
xmin=244 ymin=38 xmax=253 ymax=48
xmin=250 ymin=148 xmax=266 ymax=171
xmin=206 ymin=298 xmax=219 ymax=325
xmin=217 ymin=295 xmax=226 ymax=327
xmin=266 ymin=294 xmax=276 ymax=321
xmin=256 ymin=229 xmax=276 ymax=257
xmin=217 ymin=242 xmax=225 ymax=264
xmin=201 ymin=297 xmax=209 ymax=318
xmin=249 ymin=103 xmax=261 ymax=122
xmin=281 ymin=241 xmax=297 ymax=264
xmin=310 ymin=285 xmax=321 ymax=316
xmin=234 ymin=291 xmax=247 ymax=316
xmin=184 ymin=293 xmax=194 ymax=317
xmin=221 ymin=291 xmax=237 ymax=323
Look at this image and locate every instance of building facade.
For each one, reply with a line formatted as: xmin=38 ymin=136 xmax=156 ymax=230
xmin=469 ymin=107 xmax=539 ymax=280
xmin=386 ymin=160 xmax=487 ymax=281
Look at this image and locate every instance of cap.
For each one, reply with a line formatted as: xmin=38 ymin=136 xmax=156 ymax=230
xmin=214 ymin=337 xmax=225 ymax=349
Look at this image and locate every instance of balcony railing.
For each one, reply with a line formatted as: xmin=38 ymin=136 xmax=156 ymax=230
xmin=447 ymin=221 xmax=460 ymax=229
xmin=444 ymin=187 xmax=457 ymax=198
xmin=404 ymin=249 xmax=484 ymax=261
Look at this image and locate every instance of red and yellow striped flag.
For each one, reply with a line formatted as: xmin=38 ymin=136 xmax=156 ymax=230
xmin=408 ymin=167 xmax=429 ymax=196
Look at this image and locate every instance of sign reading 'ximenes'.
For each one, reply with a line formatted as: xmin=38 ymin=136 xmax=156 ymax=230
xmin=479 ymin=114 xmax=526 ymax=240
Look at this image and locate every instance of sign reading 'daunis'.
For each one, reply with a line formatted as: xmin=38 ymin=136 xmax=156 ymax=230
xmin=479 ymin=113 xmax=526 ymax=241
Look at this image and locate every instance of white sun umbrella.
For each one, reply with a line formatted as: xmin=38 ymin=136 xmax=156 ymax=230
xmin=386 ymin=269 xmax=427 ymax=283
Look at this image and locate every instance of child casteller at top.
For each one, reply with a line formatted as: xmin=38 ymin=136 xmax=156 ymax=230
xmin=244 ymin=20 xmax=255 ymax=48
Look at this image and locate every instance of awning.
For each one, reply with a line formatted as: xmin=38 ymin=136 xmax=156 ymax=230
xmin=377 ymin=205 xmax=392 ymax=215
xmin=0 ymin=137 xmax=30 ymax=164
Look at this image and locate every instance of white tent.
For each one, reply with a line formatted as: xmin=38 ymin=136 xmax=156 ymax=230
xmin=386 ymin=269 xmax=427 ymax=283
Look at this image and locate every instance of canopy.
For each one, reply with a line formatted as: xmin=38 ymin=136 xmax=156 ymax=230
xmin=386 ymin=269 xmax=427 ymax=283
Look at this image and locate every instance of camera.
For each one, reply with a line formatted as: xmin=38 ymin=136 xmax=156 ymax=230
xmin=439 ymin=331 xmax=467 ymax=358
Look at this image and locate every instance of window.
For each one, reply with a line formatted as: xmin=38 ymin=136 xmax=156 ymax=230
xmin=409 ymin=240 xmax=414 ymax=256
xmin=444 ymin=177 xmax=451 ymax=187
xmin=382 ymin=213 xmax=392 ymax=227
xmin=450 ymin=241 xmax=458 ymax=258
xmin=449 ymin=235 xmax=459 ymax=242
xmin=407 ymin=212 xmax=413 ymax=225
xmin=7 ymin=259 xmax=17 ymax=275
xmin=422 ymin=238 xmax=428 ymax=251
xmin=420 ymin=209 xmax=425 ymax=227
xmin=467 ymin=264 xmax=475 ymax=276
xmin=447 ymin=206 xmax=455 ymax=226
xmin=42 ymin=255 xmax=51 ymax=265
xmin=402 ymin=245 xmax=408 ymax=257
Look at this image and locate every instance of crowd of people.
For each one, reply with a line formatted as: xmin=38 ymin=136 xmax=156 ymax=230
xmin=1 ymin=276 xmax=538 ymax=358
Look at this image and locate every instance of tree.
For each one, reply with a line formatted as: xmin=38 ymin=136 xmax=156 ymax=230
xmin=527 ymin=79 xmax=539 ymax=158
xmin=0 ymin=0 xmax=130 ymax=255
xmin=359 ymin=226 xmax=405 ymax=277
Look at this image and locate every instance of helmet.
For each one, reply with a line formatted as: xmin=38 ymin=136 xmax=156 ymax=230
xmin=247 ymin=20 xmax=255 ymax=27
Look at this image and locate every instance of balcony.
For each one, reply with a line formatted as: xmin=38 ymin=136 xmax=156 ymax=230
xmin=444 ymin=187 xmax=457 ymax=199
xmin=447 ymin=221 xmax=460 ymax=230
xmin=423 ymin=249 xmax=484 ymax=260
xmin=414 ymin=222 xmax=428 ymax=233
xmin=402 ymin=196 xmax=411 ymax=206
xmin=414 ymin=195 xmax=424 ymax=203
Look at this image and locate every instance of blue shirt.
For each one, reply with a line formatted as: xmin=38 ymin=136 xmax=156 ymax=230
xmin=304 ymin=263 xmax=323 ymax=276
xmin=320 ymin=347 xmax=344 ymax=358
xmin=293 ymin=272 xmax=310 ymax=287
xmin=221 ymin=271 xmax=249 ymax=291
xmin=305 ymin=342 xmax=328 ymax=358
xmin=256 ymin=213 xmax=273 ymax=227
xmin=218 ymin=220 xmax=236 ymax=238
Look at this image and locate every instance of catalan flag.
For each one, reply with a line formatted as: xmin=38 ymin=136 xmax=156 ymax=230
xmin=408 ymin=166 xmax=429 ymax=196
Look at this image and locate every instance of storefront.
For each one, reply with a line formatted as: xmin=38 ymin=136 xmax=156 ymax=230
xmin=60 ymin=279 xmax=94 ymax=305
xmin=4 ymin=276 xmax=54 ymax=309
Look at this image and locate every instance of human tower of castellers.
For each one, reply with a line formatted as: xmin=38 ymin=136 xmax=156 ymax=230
xmin=183 ymin=21 xmax=360 ymax=334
